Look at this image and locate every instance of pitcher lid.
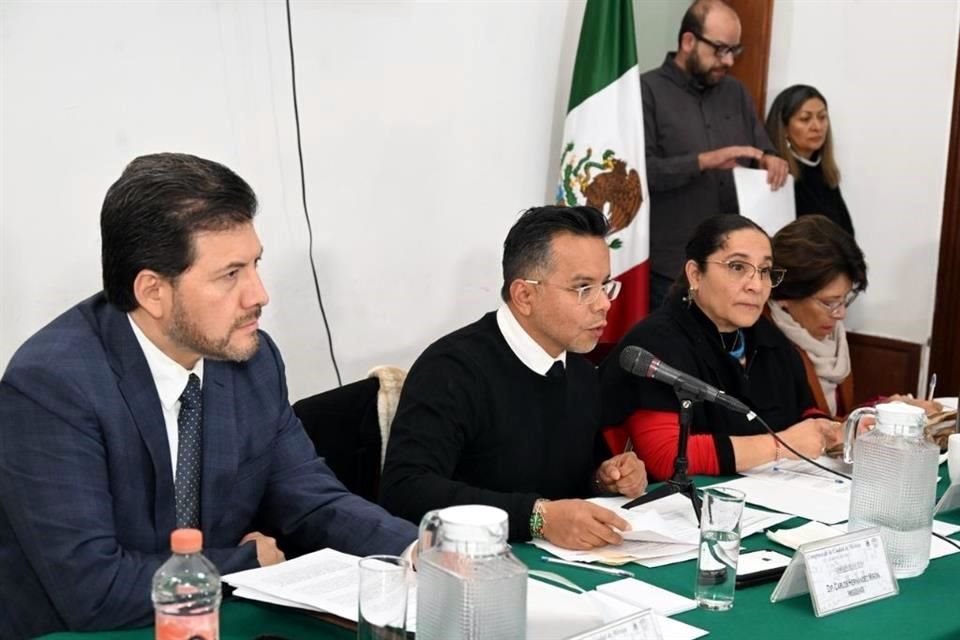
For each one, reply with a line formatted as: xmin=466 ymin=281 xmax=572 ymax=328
xmin=876 ymin=401 xmax=925 ymax=420
xmin=875 ymin=401 xmax=925 ymax=435
xmin=437 ymin=505 xmax=508 ymax=543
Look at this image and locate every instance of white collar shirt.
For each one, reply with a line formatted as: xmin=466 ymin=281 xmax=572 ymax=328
xmin=495 ymin=305 xmax=566 ymax=376
xmin=128 ymin=315 xmax=204 ymax=482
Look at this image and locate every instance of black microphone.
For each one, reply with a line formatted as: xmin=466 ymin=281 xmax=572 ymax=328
xmin=619 ymin=345 xmax=753 ymax=416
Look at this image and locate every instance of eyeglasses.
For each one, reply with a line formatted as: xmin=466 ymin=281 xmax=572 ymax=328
xmin=692 ymin=32 xmax=744 ymax=59
xmin=815 ymin=290 xmax=860 ymax=316
xmin=523 ymin=279 xmax=622 ymax=305
xmin=704 ymin=260 xmax=786 ymax=287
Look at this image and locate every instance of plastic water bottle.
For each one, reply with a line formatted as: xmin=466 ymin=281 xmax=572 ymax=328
xmin=152 ymin=528 xmax=221 ymax=640
xmin=846 ymin=402 xmax=939 ymax=578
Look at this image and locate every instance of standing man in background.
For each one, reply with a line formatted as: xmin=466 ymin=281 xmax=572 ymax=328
xmin=642 ymin=0 xmax=788 ymax=308
xmin=0 ymin=153 xmax=417 ymax=639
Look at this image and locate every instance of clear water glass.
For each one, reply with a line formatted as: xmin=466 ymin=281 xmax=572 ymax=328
xmin=358 ymin=555 xmax=409 ymax=640
xmin=695 ymin=487 xmax=745 ymax=611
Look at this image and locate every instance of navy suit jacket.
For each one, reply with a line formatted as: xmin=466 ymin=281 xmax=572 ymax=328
xmin=0 ymin=293 xmax=417 ymax=638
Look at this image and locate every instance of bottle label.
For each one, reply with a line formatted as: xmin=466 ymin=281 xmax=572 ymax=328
xmin=155 ymin=610 xmax=219 ymax=640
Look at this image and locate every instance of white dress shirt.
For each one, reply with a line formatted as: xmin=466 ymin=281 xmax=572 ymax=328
xmin=496 ymin=305 xmax=566 ymax=375
xmin=128 ymin=315 xmax=203 ymax=483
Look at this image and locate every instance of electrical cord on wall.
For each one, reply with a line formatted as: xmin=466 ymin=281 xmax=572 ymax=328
xmin=751 ymin=412 xmax=960 ymax=551
xmin=284 ymin=0 xmax=342 ymax=387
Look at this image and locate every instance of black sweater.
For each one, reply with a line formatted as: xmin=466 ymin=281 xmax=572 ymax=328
xmin=795 ymin=160 xmax=855 ymax=237
xmin=380 ymin=312 xmax=608 ymax=541
xmin=599 ymin=298 xmax=817 ymax=474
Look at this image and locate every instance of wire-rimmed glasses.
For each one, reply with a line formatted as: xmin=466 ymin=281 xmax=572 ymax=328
xmin=522 ymin=279 xmax=622 ymax=305
xmin=704 ymin=260 xmax=786 ymax=287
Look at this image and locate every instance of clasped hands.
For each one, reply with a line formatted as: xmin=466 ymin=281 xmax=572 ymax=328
xmin=540 ymin=452 xmax=648 ymax=551
xmin=698 ymin=145 xmax=789 ymax=190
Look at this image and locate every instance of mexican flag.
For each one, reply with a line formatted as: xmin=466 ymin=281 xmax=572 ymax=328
xmin=556 ymin=0 xmax=649 ymax=351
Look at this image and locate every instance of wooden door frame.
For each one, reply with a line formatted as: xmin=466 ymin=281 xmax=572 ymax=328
xmin=929 ymin=28 xmax=960 ymax=400
xmin=725 ymin=0 xmax=775 ymax=117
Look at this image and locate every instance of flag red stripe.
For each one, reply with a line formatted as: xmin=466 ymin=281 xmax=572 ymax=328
xmin=600 ymin=260 xmax=649 ymax=345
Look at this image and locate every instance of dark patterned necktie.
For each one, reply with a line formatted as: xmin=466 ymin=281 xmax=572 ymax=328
xmin=175 ymin=373 xmax=203 ymax=528
xmin=547 ymin=361 xmax=566 ymax=378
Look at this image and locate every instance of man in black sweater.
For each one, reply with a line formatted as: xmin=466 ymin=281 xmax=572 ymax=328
xmin=380 ymin=206 xmax=647 ymax=550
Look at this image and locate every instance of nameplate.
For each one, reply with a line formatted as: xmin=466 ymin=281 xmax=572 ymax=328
xmin=565 ymin=609 xmax=662 ymax=640
xmin=770 ymin=527 xmax=898 ymax=617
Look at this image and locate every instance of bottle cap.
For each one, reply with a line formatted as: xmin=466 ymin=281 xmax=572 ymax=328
xmin=170 ymin=528 xmax=203 ymax=554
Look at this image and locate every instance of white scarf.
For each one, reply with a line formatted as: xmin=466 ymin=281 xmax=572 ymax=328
xmin=768 ymin=301 xmax=851 ymax=415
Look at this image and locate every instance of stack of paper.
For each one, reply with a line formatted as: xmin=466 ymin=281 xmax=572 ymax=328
xmin=223 ymin=548 xmax=711 ymax=639
xmin=766 ymin=519 xmax=960 ymax=561
xmin=223 ymin=548 xmax=392 ymax=624
xmin=532 ymin=494 xmax=792 ymax=567
xmin=595 ymin=578 xmax=697 ymax=616
xmin=527 ymin=578 xmax=707 ymax=640
xmin=715 ymin=457 xmax=853 ymax=523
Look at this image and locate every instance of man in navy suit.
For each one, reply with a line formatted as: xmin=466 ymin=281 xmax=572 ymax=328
xmin=0 ymin=153 xmax=417 ymax=638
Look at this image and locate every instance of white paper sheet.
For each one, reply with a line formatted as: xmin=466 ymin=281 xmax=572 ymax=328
xmin=596 ymin=578 xmax=697 ymax=616
xmin=837 ymin=521 xmax=960 ymax=561
xmin=223 ymin=548 xmax=363 ymax=621
xmin=533 ymin=494 xmax=791 ymax=567
xmin=713 ymin=472 xmax=851 ymax=524
xmin=527 ymin=580 xmax=708 ymax=640
xmin=768 ymin=519 xmax=960 ymax=561
xmin=733 ymin=166 xmax=796 ymax=235
xmin=224 ymin=549 xmax=704 ymax=638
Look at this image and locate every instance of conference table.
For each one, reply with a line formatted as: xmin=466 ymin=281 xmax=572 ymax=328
xmin=45 ymin=475 xmax=960 ymax=640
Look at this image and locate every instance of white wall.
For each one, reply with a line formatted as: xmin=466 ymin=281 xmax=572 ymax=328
xmin=2 ymin=0 xmax=958 ymax=402
xmin=768 ymin=0 xmax=960 ymax=347
xmin=0 ymin=0 xmax=585 ymax=401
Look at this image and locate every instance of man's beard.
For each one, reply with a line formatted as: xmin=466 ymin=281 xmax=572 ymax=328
xmin=686 ymin=50 xmax=726 ymax=87
xmin=167 ymin=301 xmax=262 ymax=363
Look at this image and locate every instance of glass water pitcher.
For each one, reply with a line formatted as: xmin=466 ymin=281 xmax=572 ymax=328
xmin=416 ymin=505 xmax=527 ymax=640
xmin=844 ymin=401 xmax=939 ymax=578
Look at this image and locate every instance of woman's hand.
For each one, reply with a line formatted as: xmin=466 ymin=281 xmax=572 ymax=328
xmin=886 ymin=394 xmax=943 ymax=417
xmin=778 ymin=418 xmax=838 ymax=459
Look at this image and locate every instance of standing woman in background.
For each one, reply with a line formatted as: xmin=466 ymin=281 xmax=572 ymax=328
xmin=765 ymin=84 xmax=855 ymax=236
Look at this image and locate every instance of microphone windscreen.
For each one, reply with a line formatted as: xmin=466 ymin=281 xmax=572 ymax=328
xmin=619 ymin=345 xmax=655 ymax=376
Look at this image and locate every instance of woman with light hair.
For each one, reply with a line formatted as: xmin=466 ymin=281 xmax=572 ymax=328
xmin=766 ymin=85 xmax=855 ymax=237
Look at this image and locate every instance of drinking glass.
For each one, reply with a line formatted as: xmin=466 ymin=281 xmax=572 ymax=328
xmin=358 ymin=555 xmax=409 ymax=640
xmin=695 ymin=487 xmax=746 ymax=611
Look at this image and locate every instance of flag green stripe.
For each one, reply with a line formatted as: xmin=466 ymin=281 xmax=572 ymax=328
xmin=567 ymin=0 xmax=638 ymax=113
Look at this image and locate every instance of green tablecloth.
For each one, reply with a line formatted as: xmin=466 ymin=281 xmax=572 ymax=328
xmin=43 ymin=477 xmax=960 ymax=640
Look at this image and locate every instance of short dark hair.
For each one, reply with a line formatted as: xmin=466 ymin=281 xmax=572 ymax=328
xmin=672 ymin=214 xmax=769 ymax=295
xmin=770 ymin=214 xmax=867 ymax=301
xmin=678 ymin=2 xmax=708 ymax=46
xmin=501 ymin=205 xmax=609 ymax=302
xmin=100 ymin=153 xmax=258 ymax=311
xmin=677 ymin=0 xmax=732 ymax=47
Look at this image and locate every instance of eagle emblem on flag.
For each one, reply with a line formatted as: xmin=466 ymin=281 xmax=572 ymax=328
xmin=556 ymin=143 xmax=643 ymax=249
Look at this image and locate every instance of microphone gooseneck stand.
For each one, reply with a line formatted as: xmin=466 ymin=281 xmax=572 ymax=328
xmin=622 ymin=388 xmax=702 ymax=523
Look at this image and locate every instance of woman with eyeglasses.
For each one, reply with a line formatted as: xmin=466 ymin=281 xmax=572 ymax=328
xmin=599 ymin=215 xmax=839 ymax=480
xmin=768 ymin=215 xmax=864 ymax=417
xmin=768 ymin=215 xmax=939 ymax=420
xmin=765 ymin=84 xmax=855 ymax=237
